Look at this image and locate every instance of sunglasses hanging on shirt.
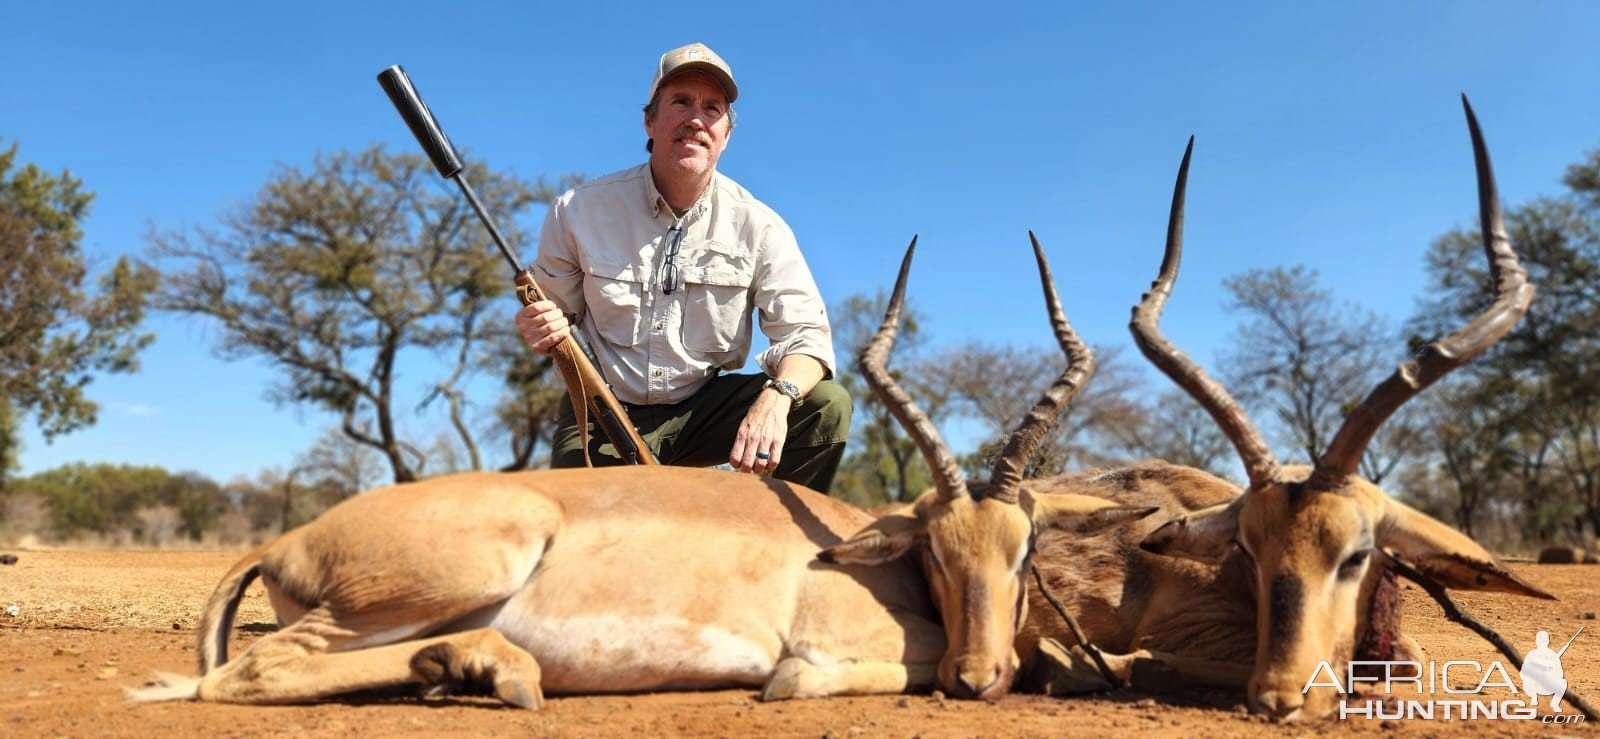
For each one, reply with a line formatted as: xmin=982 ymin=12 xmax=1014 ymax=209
xmin=661 ymin=224 xmax=686 ymax=294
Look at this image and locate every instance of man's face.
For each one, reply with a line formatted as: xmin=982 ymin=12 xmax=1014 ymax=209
xmin=645 ymin=72 xmax=732 ymax=179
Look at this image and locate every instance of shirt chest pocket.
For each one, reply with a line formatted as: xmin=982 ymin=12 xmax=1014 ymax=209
xmin=679 ymin=240 xmax=754 ymax=354
xmin=582 ymin=260 xmax=644 ymax=346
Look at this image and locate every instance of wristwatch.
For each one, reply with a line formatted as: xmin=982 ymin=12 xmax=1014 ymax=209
xmin=764 ymin=378 xmax=804 ymax=407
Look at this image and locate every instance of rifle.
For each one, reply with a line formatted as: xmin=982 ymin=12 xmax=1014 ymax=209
xmin=377 ymin=65 xmax=656 ymax=466
xmin=1558 ymin=626 xmax=1584 ymax=657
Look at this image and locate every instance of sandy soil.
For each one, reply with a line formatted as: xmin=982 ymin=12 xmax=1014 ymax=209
xmin=1 ymin=549 xmax=1595 ymax=737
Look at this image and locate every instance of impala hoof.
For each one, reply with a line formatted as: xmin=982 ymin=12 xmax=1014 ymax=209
xmin=410 ymin=638 xmax=544 ymax=709
xmin=761 ymin=657 xmax=807 ymax=701
xmin=496 ymin=679 xmax=544 ymax=710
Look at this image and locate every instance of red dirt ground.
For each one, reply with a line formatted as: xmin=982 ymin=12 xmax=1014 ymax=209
xmin=1 ymin=550 xmax=1595 ymax=737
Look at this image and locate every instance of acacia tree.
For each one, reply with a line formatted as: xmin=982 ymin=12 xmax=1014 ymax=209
xmin=476 ymin=328 xmax=566 ymax=470
xmin=297 ymin=426 xmax=386 ymax=497
xmin=829 ymin=291 xmax=940 ymax=505
xmin=1102 ymin=387 xmax=1235 ymax=480
xmin=153 ymin=146 xmax=574 ymax=483
xmin=1417 ymin=187 xmax=1600 ymax=539
xmin=934 ymin=342 xmax=1140 ymax=481
xmin=1219 ymin=265 xmax=1426 ymax=478
xmin=0 ymin=140 xmax=157 ymax=482
xmin=1420 ymin=377 xmax=1519 ymax=537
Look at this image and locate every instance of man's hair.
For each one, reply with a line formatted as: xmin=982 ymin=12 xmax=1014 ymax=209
xmin=642 ymin=90 xmax=737 ymax=153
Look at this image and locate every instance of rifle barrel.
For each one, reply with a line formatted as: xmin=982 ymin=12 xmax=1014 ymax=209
xmin=453 ymin=176 xmax=524 ymax=274
xmin=1559 ymin=626 xmax=1585 ymax=657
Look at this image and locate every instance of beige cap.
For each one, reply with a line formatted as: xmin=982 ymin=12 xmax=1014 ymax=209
xmin=648 ymin=42 xmax=738 ymax=104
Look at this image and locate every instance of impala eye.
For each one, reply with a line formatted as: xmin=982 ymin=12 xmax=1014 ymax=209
xmin=1339 ymin=549 xmax=1372 ymax=576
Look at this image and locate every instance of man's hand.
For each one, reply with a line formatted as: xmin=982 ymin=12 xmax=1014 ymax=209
xmin=731 ymin=389 xmax=791 ymax=475
xmin=515 ymin=299 xmax=570 ymax=355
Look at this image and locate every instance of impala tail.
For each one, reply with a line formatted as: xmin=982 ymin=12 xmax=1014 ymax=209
xmin=126 ymin=542 xmax=271 ymax=703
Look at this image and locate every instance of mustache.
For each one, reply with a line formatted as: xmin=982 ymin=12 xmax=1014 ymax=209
xmin=674 ymin=127 xmax=713 ymax=146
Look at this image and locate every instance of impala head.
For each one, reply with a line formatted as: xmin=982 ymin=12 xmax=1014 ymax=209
xmin=1131 ymin=97 xmax=1553 ymax=720
xmin=820 ymin=235 xmax=1155 ymax=700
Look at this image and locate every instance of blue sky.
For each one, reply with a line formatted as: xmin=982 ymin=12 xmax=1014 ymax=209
xmin=5 ymin=1 xmax=1598 ymax=483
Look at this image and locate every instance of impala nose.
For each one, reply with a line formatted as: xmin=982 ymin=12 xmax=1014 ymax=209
xmin=953 ymin=665 xmax=1001 ymax=699
xmin=1253 ymin=690 xmax=1305 ymax=721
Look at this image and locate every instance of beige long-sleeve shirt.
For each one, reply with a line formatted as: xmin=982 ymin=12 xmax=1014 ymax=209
xmin=532 ymin=164 xmax=836 ymax=406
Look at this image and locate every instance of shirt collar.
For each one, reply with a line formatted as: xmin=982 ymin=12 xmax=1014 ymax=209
xmin=643 ymin=163 xmax=716 ymax=222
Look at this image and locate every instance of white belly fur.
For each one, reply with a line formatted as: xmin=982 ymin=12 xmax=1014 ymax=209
xmin=489 ymin=610 xmax=776 ymax=693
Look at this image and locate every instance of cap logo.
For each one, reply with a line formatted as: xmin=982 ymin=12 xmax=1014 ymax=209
xmin=682 ymin=49 xmax=702 ymax=61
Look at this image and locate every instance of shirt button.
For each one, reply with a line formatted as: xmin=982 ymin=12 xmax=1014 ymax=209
xmin=655 ymin=321 xmax=666 ymax=331
xmin=652 ymin=368 xmax=663 ymax=378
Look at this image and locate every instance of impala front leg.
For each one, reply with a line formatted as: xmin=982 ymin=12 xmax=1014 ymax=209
xmin=762 ymin=657 xmax=937 ymax=700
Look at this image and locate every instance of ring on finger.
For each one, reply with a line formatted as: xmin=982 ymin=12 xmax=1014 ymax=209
xmin=755 ymin=451 xmax=771 ymax=461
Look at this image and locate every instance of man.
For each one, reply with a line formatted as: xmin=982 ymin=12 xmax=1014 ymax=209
xmin=1520 ymin=630 xmax=1569 ymax=711
xmin=516 ymin=42 xmax=851 ymax=492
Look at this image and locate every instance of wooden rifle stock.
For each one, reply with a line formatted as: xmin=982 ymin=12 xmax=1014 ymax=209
xmin=513 ymin=271 xmax=656 ymax=466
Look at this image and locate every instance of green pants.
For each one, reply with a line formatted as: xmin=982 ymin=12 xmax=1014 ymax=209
xmin=551 ymin=374 xmax=852 ymax=493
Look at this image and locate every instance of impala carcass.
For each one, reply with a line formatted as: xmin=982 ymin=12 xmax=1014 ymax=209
xmin=130 ymin=237 xmax=1147 ymax=708
xmin=1016 ymin=97 xmax=1554 ymax=720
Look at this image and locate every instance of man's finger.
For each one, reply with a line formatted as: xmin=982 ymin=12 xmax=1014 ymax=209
xmin=534 ymin=325 xmax=569 ymax=353
xmin=730 ymin=430 xmax=751 ymax=472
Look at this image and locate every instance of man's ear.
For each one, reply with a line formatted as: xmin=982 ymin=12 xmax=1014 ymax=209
xmin=1139 ymin=498 xmax=1242 ymax=563
xmin=1029 ymin=492 xmax=1159 ymax=535
xmin=1372 ymin=492 xmax=1554 ymax=600
xmin=818 ymin=510 xmax=925 ymax=566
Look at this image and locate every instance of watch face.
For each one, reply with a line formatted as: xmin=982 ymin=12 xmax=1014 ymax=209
xmin=769 ymin=379 xmax=800 ymax=400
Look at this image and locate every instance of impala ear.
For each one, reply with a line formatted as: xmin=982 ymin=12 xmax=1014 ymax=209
xmin=1030 ymin=492 xmax=1160 ymax=535
xmin=1374 ymin=494 xmax=1555 ymax=600
xmin=818 ymin=510 xmax=925 ymax=566
xmin=1139 ymin=498 xmax=1242 ymax=563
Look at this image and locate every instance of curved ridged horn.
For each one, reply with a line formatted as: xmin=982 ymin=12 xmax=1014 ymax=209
xmin=987 ymin=232 xmax=1096 ymax=505
xmin=1130 ymin=137 xmax=1281 ymax=489
xmin=859 ymin=236 xmax=969 ymax=501
xmin=1308 ymin=96 xmax=1534 ymax=490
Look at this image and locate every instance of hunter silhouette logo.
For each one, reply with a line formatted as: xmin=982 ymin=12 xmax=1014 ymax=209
xmin=1521 ymin=627 xmax=1582 ymax=712
xmin=1303 ymin=625 xmax=1587 ymax=723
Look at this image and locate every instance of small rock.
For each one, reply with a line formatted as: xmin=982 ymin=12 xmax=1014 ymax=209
xmin=3 ymin=604 xmax=18 ymax=618
xmin=0 ymin=553 xmax=17 ymax=565
xmin=13 ymin=666 xmax=23 ymax=673
xmin=1133 ymin=698 xmax=1157 ymax=709
xmin=53 ymin=647 xmax=81 ymax=657
xmin=1381 ymin=720 xmax=1402 ymax=730
xmin=1583 ymin=612 xmax=1596 ymax=620
xmin=172 ymin=622 xmax=182 ymax=630
xmin=895 ymin=697 xmax=910 ymax=708
xmin=1230 ymin=703 xmax=1249 ymax=715
xmin=97 ymin=667 xmax=119 ymax=680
